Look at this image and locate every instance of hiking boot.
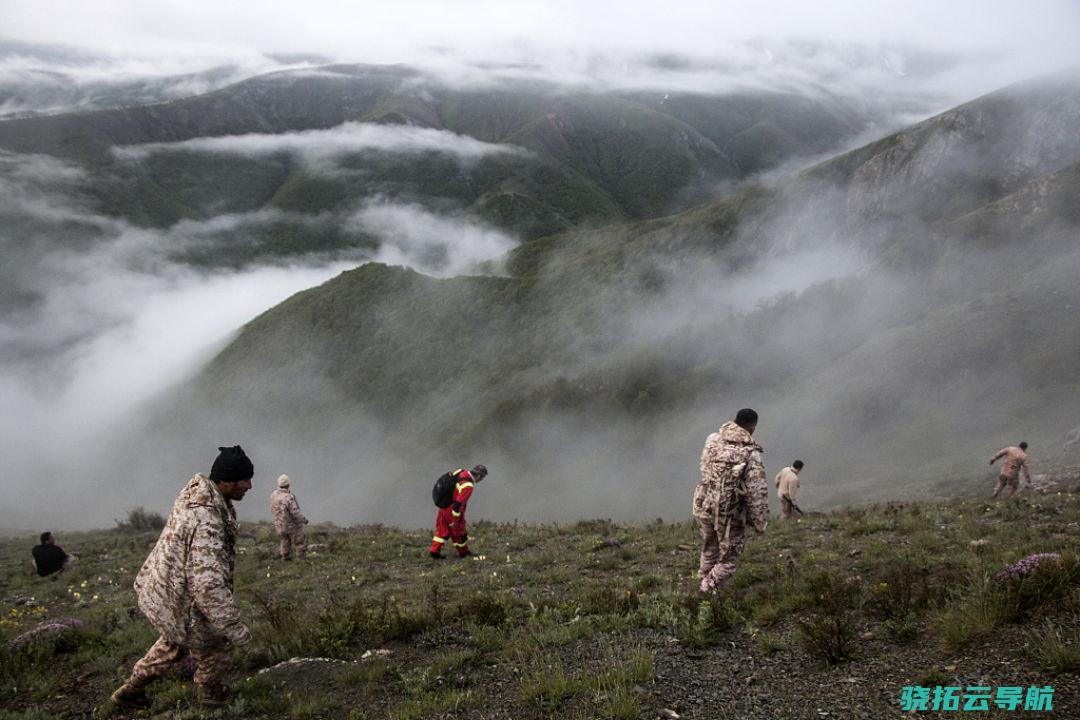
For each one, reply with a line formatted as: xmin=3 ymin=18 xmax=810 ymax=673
xmin=458 ymin=550 xmax=474 ymax=558
xmin=429 ymin=551 xmax=446 ymax=560
xmin=110 ymin=682 xmax=151 ymax=709
xmin=197 ymin=683 xmax=230 ymax=706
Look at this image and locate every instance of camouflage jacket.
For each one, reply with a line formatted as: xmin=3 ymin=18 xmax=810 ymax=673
xmin=270 ymin=488 xmax=308 ymax=534
xmin=134 ymin=473 xmax=250 ymax=649
xmin=693 ymin=422 xmax=768 ymax=533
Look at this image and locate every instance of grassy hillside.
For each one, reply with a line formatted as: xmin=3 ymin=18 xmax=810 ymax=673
xmin=1 ymin=482 xmax=1078 ymax=719
xmin=174 ymin=73 xmax=1080 ymax=517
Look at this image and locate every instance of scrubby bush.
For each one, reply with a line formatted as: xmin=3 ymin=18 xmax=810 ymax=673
xmin=115 ymin=506 xmax=166 ymax=532
xmin=796 ymin=570 xmax=861 ymax=664
xmin=678 ymin=597 xmax=736 ymax=649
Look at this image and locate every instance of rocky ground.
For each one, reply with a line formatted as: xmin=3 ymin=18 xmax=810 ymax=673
xmin=1 ymin=473 xmax=1079 ymax=720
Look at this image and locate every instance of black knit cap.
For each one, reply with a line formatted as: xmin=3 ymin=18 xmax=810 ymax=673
xmin=209 ymin=445 xmax=254 ymax=482
xmin=734 ymin=408 xmax=758 ymax=429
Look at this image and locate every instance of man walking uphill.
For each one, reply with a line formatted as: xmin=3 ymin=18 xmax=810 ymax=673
xmin=111 ymin=446 xmax=254 ymax=709
xmin=430 ymin=465 xmax=487 ymax=559
xmin=693 ymin=409 xmax=768 ymax=594
xmin=270 ymin=474 xmax=309 ymax=560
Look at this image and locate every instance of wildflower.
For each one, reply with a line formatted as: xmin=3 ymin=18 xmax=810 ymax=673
xmin=993 ymin=553 xmax=1063 ymax=584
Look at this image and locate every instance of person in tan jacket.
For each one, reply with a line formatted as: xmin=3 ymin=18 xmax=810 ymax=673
xmin=270 ymin=474 xmax=309 ymax=560
xmin=775 ymin=460 xmax=804 ymax=519
xmin=110 ymin=446 xmax=254 ymax=709
xmin=989 ymin=442 xmax=1031 ymax=498
xmin=692 ymin=408 xmax=768 ymax=594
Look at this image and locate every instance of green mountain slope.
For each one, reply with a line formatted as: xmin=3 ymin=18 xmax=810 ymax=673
xmin=172 ymin=72 xmax=1080 ymax=519
xmin=0 ymin=63 xmax=868 ymax=260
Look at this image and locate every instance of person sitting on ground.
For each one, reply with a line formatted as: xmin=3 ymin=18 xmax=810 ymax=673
xmin=31 ymin=531 xmax=76 ymax=577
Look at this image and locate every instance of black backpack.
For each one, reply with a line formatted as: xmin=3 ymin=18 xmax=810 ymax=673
xmin=432 ymin=469 xmax=462 ymax=508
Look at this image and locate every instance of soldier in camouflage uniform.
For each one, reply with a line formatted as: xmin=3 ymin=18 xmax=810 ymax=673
xmin=110 ymin=446 xmax=254 ymax=709
xmin=270 ymin=474 xmax=309 ymax=560
xmin=692 ymin=409 xmax=769 ymax=593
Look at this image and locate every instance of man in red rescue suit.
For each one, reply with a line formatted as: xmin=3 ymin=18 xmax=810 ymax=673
xmin=430 ymin=465 xmax=487 ymax=559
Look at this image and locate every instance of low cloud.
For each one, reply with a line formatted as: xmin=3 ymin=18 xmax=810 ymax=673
xmin=113 ymin=122 xmax=529 ymax=169
xmin=350 ymin=200 xmax=518 ymax=277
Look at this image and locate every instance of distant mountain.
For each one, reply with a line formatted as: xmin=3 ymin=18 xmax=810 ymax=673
xmin=172 ymin=72 xmax=1080 ymax=519
xmin=0 ymin=39 xmax=331 ymax=119
xmin=0 ymin=63 xmax=871 ymax=258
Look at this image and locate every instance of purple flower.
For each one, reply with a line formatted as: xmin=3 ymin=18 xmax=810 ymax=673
xmin=993 ymin=553 xmax=1063 ymax=584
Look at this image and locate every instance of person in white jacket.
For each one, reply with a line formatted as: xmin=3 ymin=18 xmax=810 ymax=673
xmin=774 ymin=460 xmax=804 ymax=519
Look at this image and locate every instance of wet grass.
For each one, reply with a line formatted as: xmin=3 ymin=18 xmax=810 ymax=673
xmin=0 ymin=488 xmax=1078 ymax=718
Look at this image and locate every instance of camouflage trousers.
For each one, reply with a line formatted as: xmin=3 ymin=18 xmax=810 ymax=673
xmin=992 ymin=474 xmax=1020 ymax=498
xmin=697 ymin=512 xmax=746 ymax=593
xmin=126 ymin=635 xmax=231 ymax=689
xmin=279 ymin=528 xmax=307 ymax=559
xmin=779 ymin=496 xmax=795 ymax=520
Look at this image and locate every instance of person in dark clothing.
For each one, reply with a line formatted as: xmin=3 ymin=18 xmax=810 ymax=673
xmin=32 ymin=532 xmax=76 ymax=576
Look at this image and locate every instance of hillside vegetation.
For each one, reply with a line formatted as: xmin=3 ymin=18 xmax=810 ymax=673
xmin=173 ymin=73 xmax=1080 ymax=519
xmin=0 ymin=64 xmax=867 ymax=263
xmin=1 ymin=481 xmax=1078 ymax=720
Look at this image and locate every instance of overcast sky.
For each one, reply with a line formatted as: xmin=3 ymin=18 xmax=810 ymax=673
xmin=3 ymin=0 xmax=1078 ymax=97
xmin=2 ymin=1 xmax=1077 ymax=57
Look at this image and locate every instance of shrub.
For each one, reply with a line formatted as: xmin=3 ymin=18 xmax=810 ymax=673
xmin=115 ymin=507 xmax=166 ymax=532
xmin=871 ymin=558 xmax=929 ymax=621
xmin=678 ymin=598 xmax=735 ymax=649
xmin=455 ymin=591 xmax=512 ymax=626
xmin=796 ymin=570 xmax=861 ymax=664
xmin=797 ymin=612 xmax=856 ymax=665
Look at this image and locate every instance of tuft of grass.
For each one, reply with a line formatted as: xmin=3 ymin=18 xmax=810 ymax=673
xmin=232 ymin=676 xmax=282 ymax=716
xmin=597 ymin=683 xmax=641 ymax=720
xmin=755 ymin=632 xmax=785 ymax=655
xmin=1030 ymin=622 xmax=1080 ymax=675
xmin=678 ymin=597 xmax=736 ymax=649
xmin=582 ymin=586 xmax=640 ymax=616
xmin=336 ymin=659 xmax=398 ymax=688
xmin=517 ymin=659 xmax=584 ymax=710
xmin=289 ymin=692 xmax=337 ymax=719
